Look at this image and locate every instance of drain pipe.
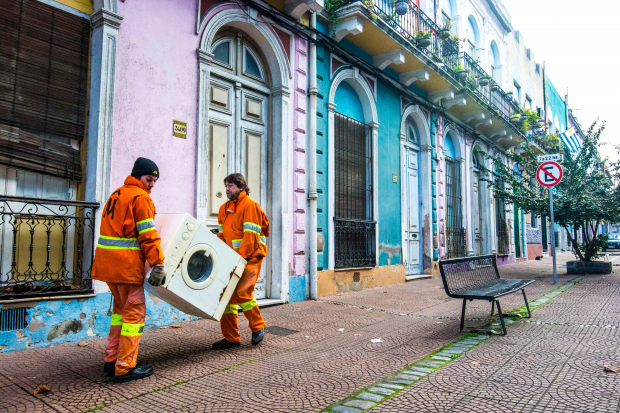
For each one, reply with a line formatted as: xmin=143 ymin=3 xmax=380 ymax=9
xmin=308 ymin=10 xmax=318 ymax=300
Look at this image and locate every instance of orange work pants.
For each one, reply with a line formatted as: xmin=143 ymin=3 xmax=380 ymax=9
xmin=220 ymin=258 xmax=266 ymax=343
xmin=104 ymin=282 xmax=146 ymax=376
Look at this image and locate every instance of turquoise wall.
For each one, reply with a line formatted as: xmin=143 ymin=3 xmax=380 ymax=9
xmin=0 ymin=292 xmax=197 ymax=353
xmin=315 ymin=43 xmax=403 ymax=269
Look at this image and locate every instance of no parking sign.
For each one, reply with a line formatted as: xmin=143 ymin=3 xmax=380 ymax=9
xmin=536 ymin=161 xmax=563 ymax=188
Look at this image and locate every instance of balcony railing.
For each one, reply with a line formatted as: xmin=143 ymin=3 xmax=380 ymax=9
xmin=0 ymin=196 xmax=98 ymax=300
xmin=445 ymin=227 xmax=467 ymax=259
xmin=334 ymin=218 xmax=376 ymax=269
xmin=497 ymin=227 xmax=510 ymax=256
xmin=348 ymin=0 xmax=523 ymax=131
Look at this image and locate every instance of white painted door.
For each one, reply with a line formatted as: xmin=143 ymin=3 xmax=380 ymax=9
xmin=405 ymin=148 xmax=422 ymax=275
xmin=473 ymin=169 xmax=482 ymax=255
xmin=208 ymin=76 xmax=269 ymax=299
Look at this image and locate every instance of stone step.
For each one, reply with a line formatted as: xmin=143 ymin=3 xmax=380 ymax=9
xmin=344 ymin=399 xmax=376 ymax=410
xmin=410 ymin=366 xmax=435 ymax=373
xmin=356 ymin=392 xmax=384 ymax=402
xmin=431 ymin=355 xmax=452 ymax=361
xmin=416 ymin=361 xmax=444 ymax=368
xmin=330 ymin=406 xmax=363 ymax=413
xmin=377 ymin=383 xmax=405 ymax=390
xmin=367 ymin=387 xmax=395 ymax=396
xmin=390 ymin=379 xmax=415 ymax=385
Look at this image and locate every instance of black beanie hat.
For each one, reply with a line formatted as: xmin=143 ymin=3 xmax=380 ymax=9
xmin=131 ymin=157 xmax=160 ymax=179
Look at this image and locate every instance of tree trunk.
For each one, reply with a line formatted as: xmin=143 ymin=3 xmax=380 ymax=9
xmin=566 ymin=224 xmax=585 ymax=261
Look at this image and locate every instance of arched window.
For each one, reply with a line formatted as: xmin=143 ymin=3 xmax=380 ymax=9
xmin=211 ymin=33 xmax=268 ymax=85
xmin=407 ymin=118 xmax=419 ymax=145
xmin=444 ymin=132 xmax=464 ymax=258
xmin=466 ymin=16 xmax=478 ymax=59
xmin=489 ymin=41 xmax=501 ymax=82
xmin=441 ymin=0 xmax=453 ymax=26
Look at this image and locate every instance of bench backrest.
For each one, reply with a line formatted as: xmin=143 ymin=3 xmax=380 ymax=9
xmin=438 ymin=254 xmax=500 ymax=297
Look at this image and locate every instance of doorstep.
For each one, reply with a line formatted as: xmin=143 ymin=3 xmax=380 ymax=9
xmin=257 ymin=298 xmax=286 ymax=307
xmin=406 ymin=274 xmax=433 ymax=281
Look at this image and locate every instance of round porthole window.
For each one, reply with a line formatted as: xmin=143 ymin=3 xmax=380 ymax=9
xmin=181 ymin=244 xmax=219 ymax=290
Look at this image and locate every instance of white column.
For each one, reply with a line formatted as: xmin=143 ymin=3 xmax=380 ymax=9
xmin=327 ymin=102 xmax=336 ymax=270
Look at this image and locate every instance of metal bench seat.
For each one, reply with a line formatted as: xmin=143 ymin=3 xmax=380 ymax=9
xmin=439 ymin=254 xmax=535 ymax=335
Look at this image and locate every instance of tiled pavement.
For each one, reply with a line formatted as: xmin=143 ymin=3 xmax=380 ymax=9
xmin=0 ymin=253 xmax=616 ymax=413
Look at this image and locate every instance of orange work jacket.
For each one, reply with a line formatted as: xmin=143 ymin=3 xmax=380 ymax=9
xmin=92 ymin=176 xmax=164 ymax=284
xmin=217 ymin=191 xmax=269 ymax=261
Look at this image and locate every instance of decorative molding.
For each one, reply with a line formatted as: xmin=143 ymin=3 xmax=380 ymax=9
xmin=473 ymin=118 xmax=492 ymax=128
xmin=90 ymin=9 xmax=122 ymax=29
xmin=463 ymin=111 xmax=485 ymax=123
xmin=333 ymin=16 xmax=364 ymax=42
xmin=443 ymin=93 xmax=467 ymax=109
xmin=490 ymin=129 xmax=507 ymax=140
xmin=285 ymin=0 xmax=324 ymax=19
xmin=399 ymin=68 xmax=429 ymax=86
xmin=429 ymin=88 xmax=454 ymax=104
xmin=372 ymin=49 xmax=405 ymax=71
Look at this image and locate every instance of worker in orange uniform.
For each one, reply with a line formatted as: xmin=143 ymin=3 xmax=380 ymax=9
xmin=212 ymin=173 xmax=269 ymax=350
xmin=92 ymin=157 xmax=167 ymax=382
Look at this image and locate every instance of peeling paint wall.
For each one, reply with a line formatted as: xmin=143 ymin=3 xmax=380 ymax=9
xmin=0 ymin=292 xmax=198 ymax=353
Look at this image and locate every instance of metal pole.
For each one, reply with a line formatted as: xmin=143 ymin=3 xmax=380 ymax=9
xmin=550 ymin=188 xmax=557 ymax=284
xmin=308 ymin=11 xmax=318 ymax=299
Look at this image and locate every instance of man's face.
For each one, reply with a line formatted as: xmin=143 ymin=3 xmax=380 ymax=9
xmin=225 ymin=181 xmax=242 ymax=200
xmin=140 ymin=175 xmax=158 ymax=191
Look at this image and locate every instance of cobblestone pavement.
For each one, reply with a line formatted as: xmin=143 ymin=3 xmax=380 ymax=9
xmin=0 ymin=253 xmax=611 ymax=413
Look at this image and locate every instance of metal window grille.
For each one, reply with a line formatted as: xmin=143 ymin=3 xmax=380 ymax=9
xmin=0 ymin=196 xmax=98 ymax=299
xmin=334 ymin=112 xmax=376 ymax=269
xmin=0 ymin=307 xmax=27 ymax=331
xmin=495 ymin=179 xmax=510 ymax=255
xmin=445 ymin=156 xmax=465 ymax=258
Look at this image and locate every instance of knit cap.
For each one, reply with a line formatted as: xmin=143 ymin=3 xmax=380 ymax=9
xmin=131 ymin=157 xmax=160 ymax=179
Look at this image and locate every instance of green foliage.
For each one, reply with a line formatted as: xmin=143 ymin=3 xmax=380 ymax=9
xmin=325 ymin=0 xmax=345 ymax=33
xmin=477 ymin=121 xmax=620 ymax=262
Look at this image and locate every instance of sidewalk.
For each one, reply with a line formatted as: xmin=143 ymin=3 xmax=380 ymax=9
xmin=0 ymin=253 xmax=607 ymax=413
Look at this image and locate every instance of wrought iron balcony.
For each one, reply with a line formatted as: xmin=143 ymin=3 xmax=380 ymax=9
xmin=445 ymin=227 xmax=467 ymax=259
xmin=334 ymin=218 xmax=376 ymax=269
xmin=0 ymin=196 xmax=99 ymax=300
xmin=342 ymin=0 xmax=524 ymax=135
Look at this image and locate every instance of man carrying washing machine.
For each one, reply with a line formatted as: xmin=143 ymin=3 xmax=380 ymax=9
xmin=212 ymin=173 xmax=268 ymax=350
xmin=92 ymin=157 xmax=167 ymax=382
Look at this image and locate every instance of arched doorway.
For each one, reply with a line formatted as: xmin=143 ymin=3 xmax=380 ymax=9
xmin=444 ymin=130 xmax=465 ymax=258
xmin=197 ymin=8 xmax=291 ymax=300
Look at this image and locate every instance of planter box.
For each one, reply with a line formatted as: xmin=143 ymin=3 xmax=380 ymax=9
xmin=567 ymin=260 xmax=613 ymax=275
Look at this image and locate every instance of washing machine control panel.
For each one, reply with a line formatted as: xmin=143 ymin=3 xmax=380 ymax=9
xmin=163 ymin=218 xmax=198 ymax=283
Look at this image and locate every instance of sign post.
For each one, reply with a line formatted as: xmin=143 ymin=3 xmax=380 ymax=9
xmin=536 ymin=160 xmax=563 ymax=284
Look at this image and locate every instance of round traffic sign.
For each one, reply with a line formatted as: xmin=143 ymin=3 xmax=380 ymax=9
xmin=536 ymin=161 xmax=563 ymax=187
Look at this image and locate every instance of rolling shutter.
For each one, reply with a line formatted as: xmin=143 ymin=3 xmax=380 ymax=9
xmin=0 ymin=0 xmax=89 ymax=180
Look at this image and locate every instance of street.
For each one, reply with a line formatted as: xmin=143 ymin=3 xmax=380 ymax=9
xmin=2 ymin=253 xmax=619 ymax=412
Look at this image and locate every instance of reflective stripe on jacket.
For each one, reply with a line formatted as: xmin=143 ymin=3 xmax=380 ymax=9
xmin=92 ymin=176 xmax=164 ymax=284
xmin=217 ymin=191 xmax=269 ymax=260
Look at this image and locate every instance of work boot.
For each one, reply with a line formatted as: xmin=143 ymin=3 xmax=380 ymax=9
xmin=114 ymin=365 xmax=153 ymax=383
xmin=211 ymin=338 xmax=241 ymax=350
xmin=104 ymin=362 xmax=115 ymax=377
xmin=251 ymin=328 xmax=265 ymax=346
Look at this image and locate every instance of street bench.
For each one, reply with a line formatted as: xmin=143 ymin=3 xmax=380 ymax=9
xmin=438 ymin=254 xmax=534 ymax=335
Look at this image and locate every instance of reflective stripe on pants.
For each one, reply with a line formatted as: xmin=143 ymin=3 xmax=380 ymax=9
xmin=104 ymin=282 xmax=146 ymax=376
xmin=220 ymin=258 xmax=265 ymax=343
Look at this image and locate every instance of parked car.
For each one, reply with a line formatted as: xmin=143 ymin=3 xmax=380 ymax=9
xmin=603 ymin=234 xmax=620 ymax=250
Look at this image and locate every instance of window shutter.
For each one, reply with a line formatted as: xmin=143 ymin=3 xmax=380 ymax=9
xmin=0 ymin=0 xmax=89 ymax=179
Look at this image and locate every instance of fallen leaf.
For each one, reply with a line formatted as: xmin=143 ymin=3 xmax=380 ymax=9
xmin=174 ymin=332 xmax=181 ymax=335
xmin=354 ymin=334 xmax=361 ymax=337
xmin=33 ymin=384 xmax=52 ymax=396
xmin=471 ymin=361 xmax=481 ymax=365
xmin=171 ymin=325 xmax=182 ymax=328
xmin=160 ymin=326 xmax=168 ymax=329
xmin=604 ymin=365 xmax=620 ymax=373
xmin=371 ymin=338 xmax=383 ymax=344
xmin=78 ymin=341 xmax=89 ymax=347
xmin=278 ymin=306 xmax=283 ymax=309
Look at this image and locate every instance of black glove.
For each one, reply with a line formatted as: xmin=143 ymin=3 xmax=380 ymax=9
xmin=148 ymin=265 xmax=166 ymax=286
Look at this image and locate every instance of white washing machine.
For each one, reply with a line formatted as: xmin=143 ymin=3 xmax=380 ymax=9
xmin=144 ymin=213 xmax=246 ymax=321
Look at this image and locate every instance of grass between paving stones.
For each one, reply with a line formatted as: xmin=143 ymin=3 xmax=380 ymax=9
xmin=319 ymin=276 xmax=587 ymax=413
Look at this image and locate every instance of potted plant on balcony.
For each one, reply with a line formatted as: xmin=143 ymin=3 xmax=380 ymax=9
xmin=394 ymin=0 xmax=409 ymax=16
xmin=415 ymin=30 xmax=434 ymax=48
xmin=490 ymin=82 xmax=499 ymax=92
xmin=478 ymin=75 xmax=492 ymax=87
xmin=505 ymin=91 xmax=514 ymax=102
xmin=439 ymin=20 xmax=451 ymax=39
xmin=510 ymin=114 xmax=521 ymax=123
xmin=451 ymin=62 xmax=468 ymax=81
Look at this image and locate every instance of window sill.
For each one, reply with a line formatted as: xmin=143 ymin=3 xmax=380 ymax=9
xmin=0 ymin=292 xmax=95 ymax=305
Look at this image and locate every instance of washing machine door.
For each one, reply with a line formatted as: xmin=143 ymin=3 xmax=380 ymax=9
xmin=181 ymin=243 xmax=220 ymax=290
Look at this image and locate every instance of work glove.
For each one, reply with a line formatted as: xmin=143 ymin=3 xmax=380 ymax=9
xmin=148 ymin=265 xmax=166 ymax=287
